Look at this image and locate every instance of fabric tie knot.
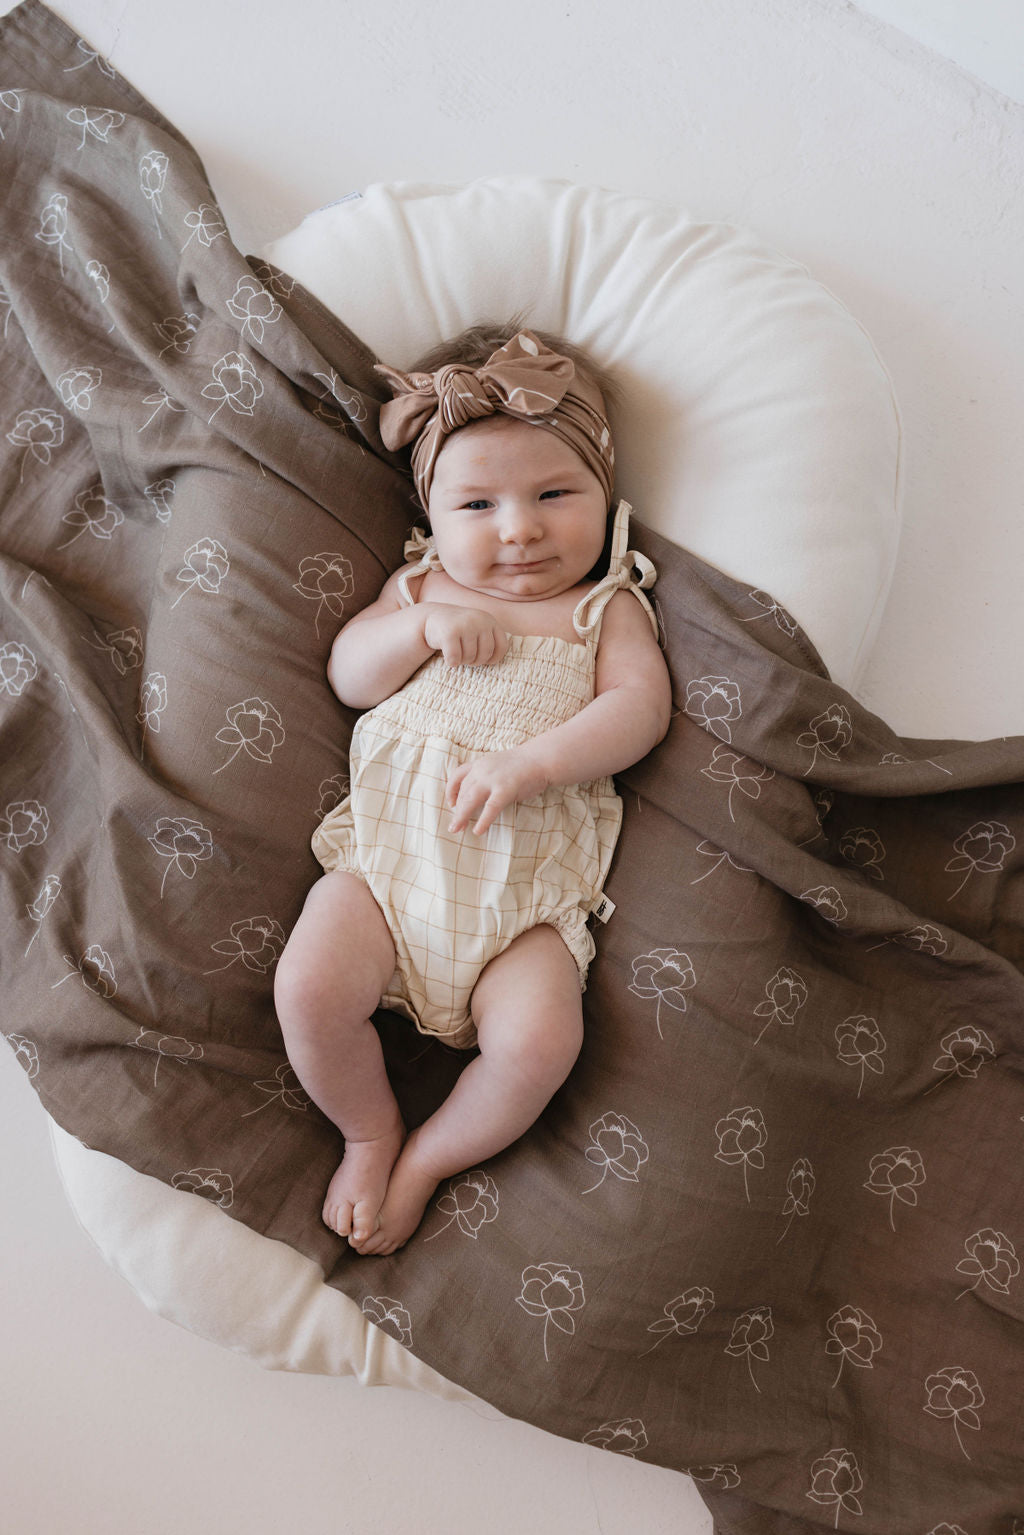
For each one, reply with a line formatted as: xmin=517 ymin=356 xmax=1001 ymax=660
xmin=433 ymin=364 xmax=503 ymax=433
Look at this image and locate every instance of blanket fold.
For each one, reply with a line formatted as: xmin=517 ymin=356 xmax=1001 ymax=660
xmin=2 ymin=6 xmax=1022 ymax=1531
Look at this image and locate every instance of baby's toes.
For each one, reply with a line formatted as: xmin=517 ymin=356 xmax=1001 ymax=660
xmin=323 ymin=1196 xmax=353 ymax=1238
xmin=351 ymin=1227 xmax=391 ymax=1257
xmin=349 ymin=1199 xmax=381 ymax=1246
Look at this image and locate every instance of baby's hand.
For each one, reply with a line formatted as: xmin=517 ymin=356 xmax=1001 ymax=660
xmin=422 ymin=605 xmax=510 ymax=668
xmin=446 ymin=749 xmax=548 ymax=836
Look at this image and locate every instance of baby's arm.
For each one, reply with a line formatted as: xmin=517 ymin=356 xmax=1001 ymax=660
xmin=447 ymin=591 xmax=672 ymax=835
xmin=328 ymin=571 xmax=509 ymax=710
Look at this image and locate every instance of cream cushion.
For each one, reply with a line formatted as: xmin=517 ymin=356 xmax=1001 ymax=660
xmin=50 ymin=176 xmax=901 ymax=1379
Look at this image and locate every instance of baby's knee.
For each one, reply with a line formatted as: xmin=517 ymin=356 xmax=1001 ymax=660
xmin=273 ymin=942 xmax=329 ymax=1033
xmin=485 ymin=996 xmax=583 ymax=1088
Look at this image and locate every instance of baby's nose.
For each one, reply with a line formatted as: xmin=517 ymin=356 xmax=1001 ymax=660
xmin=499 ymin=502 xmax=543 ymax=542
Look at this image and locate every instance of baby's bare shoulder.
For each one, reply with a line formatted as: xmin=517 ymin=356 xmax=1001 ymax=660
xmin=595 ymin=590 xmax=669 ymax=688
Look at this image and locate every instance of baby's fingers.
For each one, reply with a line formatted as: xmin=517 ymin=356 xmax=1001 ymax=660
xmin=445 ymin=763 xmax=470 ymax=810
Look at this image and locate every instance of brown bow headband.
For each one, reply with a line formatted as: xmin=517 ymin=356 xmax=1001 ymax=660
xmin=375 ymin=331 xmax=615 ymax=510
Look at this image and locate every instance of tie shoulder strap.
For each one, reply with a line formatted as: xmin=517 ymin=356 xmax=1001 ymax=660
xmin=396 ymin=525 xmax=441 ymax=607
xmin=572 ymin=501 xmax=659 ymax=644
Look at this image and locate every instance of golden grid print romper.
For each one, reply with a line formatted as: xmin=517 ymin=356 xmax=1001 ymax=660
xmin=311 ymin=501 xmax=658 ymax=1049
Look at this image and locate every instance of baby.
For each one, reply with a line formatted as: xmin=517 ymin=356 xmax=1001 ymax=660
xmin=274 ymin=325 xmax=672 ymax=1255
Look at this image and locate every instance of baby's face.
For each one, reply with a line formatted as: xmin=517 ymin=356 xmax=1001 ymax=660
xmin=427 ymin=417 xmax=609 ymax=603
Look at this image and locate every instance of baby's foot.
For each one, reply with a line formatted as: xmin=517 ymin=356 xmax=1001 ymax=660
xmin=322 ymin=1123 xmax=405 ymax=1244
xmin=351 ymin=1133 xmax=440 ymax=1256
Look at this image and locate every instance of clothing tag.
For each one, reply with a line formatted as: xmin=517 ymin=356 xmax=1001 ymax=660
xmin=591 ymin=893 xmax=616 ymax=923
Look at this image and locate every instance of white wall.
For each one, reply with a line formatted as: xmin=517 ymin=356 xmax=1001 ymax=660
xmin=852 ymin=0 xmax=1024 ymax=102
xmin=2 ymin=1 xmax=1022 ymax=1532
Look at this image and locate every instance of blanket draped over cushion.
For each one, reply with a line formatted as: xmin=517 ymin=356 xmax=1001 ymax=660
xmin=1 ymin=6 xmax=1022 ymax=1531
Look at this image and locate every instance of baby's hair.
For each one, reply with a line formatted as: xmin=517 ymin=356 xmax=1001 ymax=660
xmin=410 ymin=318 xmax=620 ymax=409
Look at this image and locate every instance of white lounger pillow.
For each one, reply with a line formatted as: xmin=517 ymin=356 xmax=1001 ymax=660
xmin=50 ymin=176 xmax=901 ymax=1383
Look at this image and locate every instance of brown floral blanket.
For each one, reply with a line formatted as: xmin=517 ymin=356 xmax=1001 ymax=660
xmin=2 ymin=6 xmax=1023 ymax=1531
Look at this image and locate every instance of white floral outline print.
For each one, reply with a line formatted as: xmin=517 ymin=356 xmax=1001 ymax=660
xmin=691 ymin=840 xmax=754 ymax=883
xmin=924 ymin=1366 xmax=984 ymax=1460
xmin=778 ymin=1157 xmax=815 ymax=1243
xmin=58 ymin=484 xmax=123 ymax=549
xmin=754 ymin=966 xmax=807 ymax=1045
xmin=172 ymin=537 xmax=229 ymax=608
xmin=148 ymin=816 xmax=214 ymax=898
xmin=582 ymin=1419 xmax=648 ymax=1456
xmin=955 ymin=1229 xmax=1020 ymax=1301
xmin=868 ymin=922 xmax=948 ymax=956
xmin=139 ymin=150 xmax=169 ymax=229
xmin=628 ymin=948 xmax=696 ymax=1038
xmin=1 ymin=799 xmax=49 ymax=852
xmin=684 ymin=675 xmax=742 ymax=742
xmin=687 ymin=1464 xmax=741 ymax=1492
xmin=36 ymin=193 xmax=71 ymax=275
xmin=64 ymin=41 xmax=117 ymax=79
xmin=581 ymin=1112 xmax=649 ymax=1195
xmin=293 ymin=552 xmax=355 ymax=636
xmin=826 ymin=1306 xmax=882 ymax=1388
xmin=202 ymin=351 xmax=264 ymax=424
xmin=155 ymin=315 xmax=199 ymax=357
xmin=0 ymin=90 xmax=24 ymax=142
xmin=834 ymin=1016 xmax=886 ymax=1097
xmin=928 ymin=1025 xmax=996 ymax=1093
xmin=226 ymin=276 xmax=282 ymax=346
xmin=205 ymin=915 xmax=285 ymax=975
xmin=171 ymin=1167 xmax=234 ymax=1208
xmin=66 ymin=105 xmax=125 ymax=150
xmin=739 ymin=589 xmax=798 ymax=636
xmin=24 ymin=873 xmax=61 ymax=955
xmin=251 ymin=261 xmax=295 ymax=299
xmin=425 ymin=1169 xmax=499 ymax=1241
xmin=517 ymin=1262 xmax=585 ymax=1362
xmin=715 ymin=1106 xmax=767 ymax=1203
xmin=641 ymin=1286 xmax=714 ymax=1355
xmin=798 ymin=703 xmax=853 ymax=778
xmin=137 ymin=388 xmax=187 ymax=433
xmin=800 ymin=885 xmax=849 ymax=925
xmin=725 ymin=1307 xmax=773 ymax=1393
xmin=6 ymin=407 xmax=65 ymax=482
xmin=137 ymin=671 xmax=168 ymax=758
xmin=0 ymin=640 xmax=39 ymax=696
xmin=313 ymin=368 xmax=368 ymax=425
xmin=864 ymin=1146 xmax=925 ymax=1231
xmin=701 ymin=743 xmax=775 ymax=822
xmin=315 ymin=774 xmax=350 ymax=819
xmin=945 ymin=820 xmax=1015 ymax=900
xmin=56 ymin=365 xmax=102 ymax=414
xmin=130 ymin=1029 xmax=204 ymax=1086
xmin=242 ymin=1063 xmax=311 ymax=1118
xmin=361 ymin=1295 xmax=412 ymax=1349
xmin=86 ymin=624 xmax=142 ymax=675
xmin=52 ymin=944 xmax=117 ymax=998
xmin=839 ymin=826 xmax=886 ymax=881
xmin=6 ymin=1033 xmax=40 ymax=1079
xmin=143 ymin=478 xmax=176 ymax=523
xmin=806 ymin=1448 xmax=864 ymax=1527
xmin=213 ymin=698 xmax=285 ymax=774
xmin=182 ymin=202 xmax=227 ymax=251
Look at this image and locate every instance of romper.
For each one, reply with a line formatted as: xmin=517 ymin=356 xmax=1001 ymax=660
xmin=311 ymin=500 xmax=658 ymax=1049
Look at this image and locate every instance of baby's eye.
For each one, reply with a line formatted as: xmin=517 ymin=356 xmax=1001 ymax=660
xmin=539 ymin=489 xmax=569 ymax=501
xmin=463 ymin=499 xmax=493 ymax=511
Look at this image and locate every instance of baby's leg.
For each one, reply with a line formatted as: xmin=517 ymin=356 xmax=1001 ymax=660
xmin=354 ymin=924 xmax=584 ymax=1255
xmin=274 ymin=871 xmax=403 ymax=1243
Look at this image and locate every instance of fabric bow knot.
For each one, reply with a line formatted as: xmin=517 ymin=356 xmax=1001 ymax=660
xmin=375 ymin=330 xmax=614 ymax=510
